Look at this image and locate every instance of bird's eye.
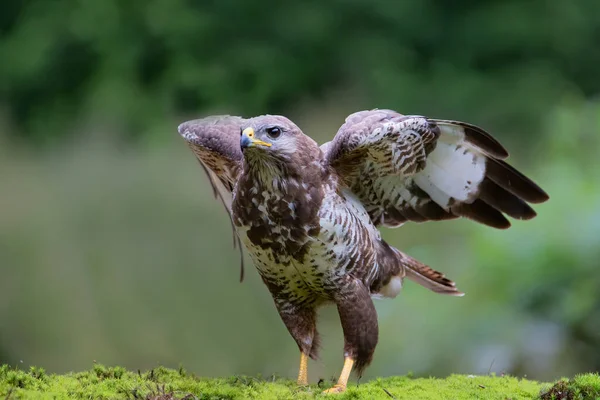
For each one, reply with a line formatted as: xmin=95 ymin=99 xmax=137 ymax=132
xmin=266 ymin=127 xmax=282 ymax=139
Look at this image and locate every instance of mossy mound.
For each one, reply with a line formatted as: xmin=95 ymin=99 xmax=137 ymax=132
xmin=1 ymin=364 xmax=599 ymax=399
xmin=539 ymin=374 xmax=600 ymax=400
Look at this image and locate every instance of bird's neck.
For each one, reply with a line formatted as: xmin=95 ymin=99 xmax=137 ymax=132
xmin=243 ymin=156 xmax=287 ymax=191
xmin=235 ymin=156 xmax=326 ymax=222
xmin=242 ymin=155 xmax=321 ymax=192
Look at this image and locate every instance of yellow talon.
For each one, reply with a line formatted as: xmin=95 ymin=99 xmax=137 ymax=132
xmin=323 ymin=384 xmax=347 ymax=394
xmin=297 ymin=352 xmax=309 ymax=386
xmin=322 ymin=357 xmax=354 ymax=394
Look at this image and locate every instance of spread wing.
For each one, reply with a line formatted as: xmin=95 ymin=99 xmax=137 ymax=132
xmin=178 ymin=115 xmax=246 ymax=280
xmin=323 ymin=109 xmax=549 ymax=229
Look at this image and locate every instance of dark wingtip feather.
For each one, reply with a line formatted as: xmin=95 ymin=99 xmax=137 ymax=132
xmin=487 ymin=159 xmax=549 ymax=204
xmin=414 ymin=201 xmax=457 ymax=221
xmin=451 ymin=199 xmax=512 ymax=229
xmin=433 ymin=120 xmax=510 ymax=159
xmin=479 ymin=178 xmax=538 ymax=220
xmin=462 ymin=124 xmax=510 ymax=159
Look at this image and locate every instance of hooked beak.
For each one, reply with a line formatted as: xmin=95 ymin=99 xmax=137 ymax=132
xmin=241 ymin=127 xmax=272 ymax=149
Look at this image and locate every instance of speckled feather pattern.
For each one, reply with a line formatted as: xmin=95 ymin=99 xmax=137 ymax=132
xmin=178 ymin=110 xmax=549 ymax=376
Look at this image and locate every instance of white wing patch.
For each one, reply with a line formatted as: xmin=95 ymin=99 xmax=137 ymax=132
xmin=414 ymin=136 xmax=486 ymax=208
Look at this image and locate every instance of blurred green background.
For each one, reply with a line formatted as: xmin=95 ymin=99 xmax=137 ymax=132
xmin=1 ymin=0 xmax=599 ymax=383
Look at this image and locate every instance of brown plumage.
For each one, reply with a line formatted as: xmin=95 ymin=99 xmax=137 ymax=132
xmin=178 ymin=109 xmax=549 ymax=393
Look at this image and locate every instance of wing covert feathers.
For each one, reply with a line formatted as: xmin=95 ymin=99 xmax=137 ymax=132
xmin=178 ymin=115 xmax=246 ymax=281
xmin=324 ymin=110 xmax=549 ymax=229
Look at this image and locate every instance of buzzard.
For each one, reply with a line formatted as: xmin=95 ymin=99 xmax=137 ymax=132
xmin=178 ymin=110 xmax=548 ymax=394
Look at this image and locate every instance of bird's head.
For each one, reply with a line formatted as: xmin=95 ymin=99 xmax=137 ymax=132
xmin=240 ymin=115 xmax=306 ymax=158
xmin=239 ymin=115 xmax=321 ymax=184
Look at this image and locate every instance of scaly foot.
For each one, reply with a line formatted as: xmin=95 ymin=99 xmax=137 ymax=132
xmin=297 ymin=352 xmax=309 ymax=386
xmin=322 ymin=384 xmax=346 ymax=394
xmin=322 ymin=357 xmax=354 ymax=394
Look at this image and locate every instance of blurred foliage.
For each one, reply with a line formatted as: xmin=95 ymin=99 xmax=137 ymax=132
xmin=1 ymin=0 xmax=600 ymax=144
xmin=1 ymin=0 xmax=599 ymax=384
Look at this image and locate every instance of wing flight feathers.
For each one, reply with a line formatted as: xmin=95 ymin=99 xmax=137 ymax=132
xmin=324 ymin=109 xmax=549 ymax=229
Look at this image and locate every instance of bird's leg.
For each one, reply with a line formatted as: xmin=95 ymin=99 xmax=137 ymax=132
xmin=297 ymin=351 xmax=309 ymax=386
xmin=323 ymin=357 xmax=355 ymax=394
xmin=324 ymin=279 xmax=378 ymax=394
xmin=269 ymin=296 xmax=318 ymax=386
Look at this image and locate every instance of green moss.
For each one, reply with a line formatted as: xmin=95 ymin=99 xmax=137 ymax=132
xmin=540 ymin=374 xmax=600 ymax=400
xmin=1 ymin=364 xmax=599 ymax=399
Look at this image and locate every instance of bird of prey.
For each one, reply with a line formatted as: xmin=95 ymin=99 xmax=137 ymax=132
xmin=178 ymin=110 xmax=548 ymax=394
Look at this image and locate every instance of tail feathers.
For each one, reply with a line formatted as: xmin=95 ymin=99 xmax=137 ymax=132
xmin=399 ymin=251 xmax=464 ymax=296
